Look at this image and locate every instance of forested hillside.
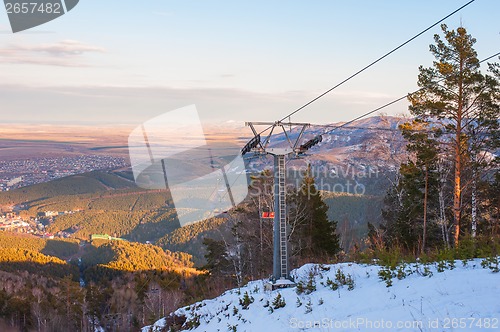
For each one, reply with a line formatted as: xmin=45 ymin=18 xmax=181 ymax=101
xmin=0 ymin=171 xmax=234 ymax=265
xmin=0 ymin=171 xmax=135 ymax=205
xmin=322 ymin=192 xmax=384 ymax=250
xmin=0 ymin=232 xmax=207 ymax=331
xmin=156 ymin=217 xmax=229 ymax=265
xmin=0 ymin=232 xmax=79 ymax=258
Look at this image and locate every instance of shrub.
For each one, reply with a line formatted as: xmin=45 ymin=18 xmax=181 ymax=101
xmin=305 ymin=299 xmax=312 ymax=313
xmin=481 ymin=256 xmax=499 ymax=273
xmin=325 ymin=277 xmax=339 ymax=291
xmin=296 ymin=272 xmax=316 ymax=295
xmin=272 ymin=293 xmax=286 ymax=309
xmin=305 ymin=273 xmax=317 ymax=294
xmin=184 ymin=313 xmax=200 ymax=329
xmin=326 ymin=269 xmax=356 ymax=291
xmin=296 ymin=297 xmax=302 ymax=307
xmin=239 ymin=292 xmax=254 ymax=310
xmin=295 ymin=281 xmax=305 ymax=295
xmin=378 ymin=267 xmax=394 ymax=287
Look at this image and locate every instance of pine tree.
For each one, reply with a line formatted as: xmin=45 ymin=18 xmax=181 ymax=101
xmin=408 ymin=24 xmax=499 ymax=247
xmin=239 ymin=291 xmax=254 ymax=310
xmin=384 ymin=162 xmax=422 ymax=250
xmin=399 ymin=120 xmax=440 ymax=252
xmin=202 ymin=238 xmax=231 ymax=277
xmin=291 ymin=164 xmax=341 ymax=259
xmin=271 ymin=293 xmax=286 ymax=309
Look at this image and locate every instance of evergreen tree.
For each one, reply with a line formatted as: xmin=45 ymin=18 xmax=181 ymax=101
xmin=408 ymin=24 xmax=499 ymax=246
xmin=202 ymin=238 xmax=231 ymax=278
xmin=400 ymin=120 xmax=440 ymax=252
xmin=485 ymin=171 xmax=500 ymax=236
xmin=291 ymin=164 xmax=341 ymax=259
xmin=383 ymin=162 xmax=425 ymax=251
xmin=382 ymin=120 xmax=445 ymax=252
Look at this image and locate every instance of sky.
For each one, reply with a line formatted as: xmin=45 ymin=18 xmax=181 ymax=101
xmin=0 ymin=0 xmax=499 ymax=127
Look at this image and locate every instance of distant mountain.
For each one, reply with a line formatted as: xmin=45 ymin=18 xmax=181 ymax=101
xmin=245 ymin=116 xmax=408 ymax=195
xmin=304 ymin=115 xmax=407 ymax=166
xmin=251 ymin=115 xmax=406 ymax=158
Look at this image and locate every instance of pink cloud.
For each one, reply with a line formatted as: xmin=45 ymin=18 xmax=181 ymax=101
xmin=0 ymin=40 xmax=105 ymax=66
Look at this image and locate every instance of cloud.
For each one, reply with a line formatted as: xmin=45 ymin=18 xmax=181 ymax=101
xmin=21 ymin=40 xmax=104 ymax=56
xmin=0 ymin=83 xmax=407 ymax=126
xmin=0 ymin=84 xmax=315 ymax=124
xmin=0 ymin=40 xmax=105 ymax=67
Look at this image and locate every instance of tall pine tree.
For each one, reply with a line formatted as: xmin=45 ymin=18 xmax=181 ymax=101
xmin=408 ymin=24 xmax=499 ymax=247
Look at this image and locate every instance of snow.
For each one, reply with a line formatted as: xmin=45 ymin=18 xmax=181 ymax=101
xmin=143 ymin=259 xmax=500 ymax=332
xmin=274 ymin=278 xmax=296 ymax=286
xmin=143 ymin=318 xmax=167 ymax=331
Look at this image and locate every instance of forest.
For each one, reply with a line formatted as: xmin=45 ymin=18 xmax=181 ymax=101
xmin=0 ymin=232 xmax=207 ymax=331
xmin=377 ymin=24 xmax=499 ymax=253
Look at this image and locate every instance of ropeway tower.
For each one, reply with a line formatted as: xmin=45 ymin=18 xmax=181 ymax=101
xmin=242 ymin=121 xmax=322 ymax=288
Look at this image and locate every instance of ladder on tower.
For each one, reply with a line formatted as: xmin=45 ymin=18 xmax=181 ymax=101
xmin=277 ymin=154 xmax=288 ymax=278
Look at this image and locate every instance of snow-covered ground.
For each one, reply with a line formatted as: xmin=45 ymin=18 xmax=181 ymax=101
xmin=143 ymin=258 xmax=500 ymax=332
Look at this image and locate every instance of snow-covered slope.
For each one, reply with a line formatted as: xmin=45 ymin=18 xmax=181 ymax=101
xmin=144 ymin=259 xmax=500 ymax=332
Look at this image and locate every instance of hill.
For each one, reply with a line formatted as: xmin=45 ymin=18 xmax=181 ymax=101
xmin=0 ymin=171 xmax=136 ymax=206
xmin=0 ymin=232 xmax=79 ymax=259
xmin=0 ymin=248 xmax=77 ymax=279
xmin=0 ymin=116 xmax=414 ymax=262
xmin=0 ymin=170 xmax=184 ymax=246
xmin=143 ymin=258 xmax=500 ymax=332
xmin=82 ymin=240 xmax=196 ymax=273
xmin=0 ymin=169 xmax=225 ymax=263
xmin=156 ymin=217 xmax=229 ymax=265
xmin=0 ymin=231 xmax=202 ymax=331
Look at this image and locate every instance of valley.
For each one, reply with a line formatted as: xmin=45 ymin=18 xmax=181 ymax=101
xmin=0 ymin=117 xmax=405 ymax=264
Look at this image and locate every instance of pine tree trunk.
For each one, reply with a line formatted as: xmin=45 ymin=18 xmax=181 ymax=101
xmin=471 ymin=153 xmax=477 ymax=238
xmin=422 ymin=167 xmax=429 ymax=253
xmin=453 ymin=157 xmax=461 ymax=247
xmin=438 ymin=162 xmax=449 ymax=247
xmin=453 ymin=58 xmax=464 ymax=248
